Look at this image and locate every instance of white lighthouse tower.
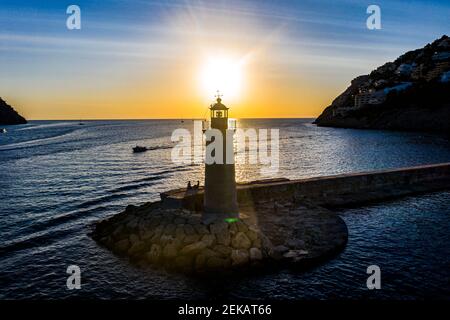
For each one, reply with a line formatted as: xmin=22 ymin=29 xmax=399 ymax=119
xmin=203 ymin=94 xmax=239 ymax=223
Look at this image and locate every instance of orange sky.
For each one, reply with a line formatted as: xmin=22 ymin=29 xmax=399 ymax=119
xmin=3 ymin=35 xmax=347 ymax=120
xmin=2 ymin=1 xmax=446 ymax=120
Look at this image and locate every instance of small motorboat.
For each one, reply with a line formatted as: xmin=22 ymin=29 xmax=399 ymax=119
xmin=0 ymin=128 xmax=7 ymax=134
xmin=133 ymin=146 xmax=148 ymax=153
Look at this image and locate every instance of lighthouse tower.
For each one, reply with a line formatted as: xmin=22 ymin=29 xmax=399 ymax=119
xmin=203 ymin=94 xmax=239 ymax=223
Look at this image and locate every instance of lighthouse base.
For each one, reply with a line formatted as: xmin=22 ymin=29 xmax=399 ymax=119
xmin=92 ymin=197 xmax=348 ymax=276
xmin=202 ymin=211 xmax=239 ymax=225
xmin=203 ymin=163 xmax=239 ymax=223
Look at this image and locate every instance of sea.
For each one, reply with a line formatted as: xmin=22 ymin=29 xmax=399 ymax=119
xmin=0 ymin=119 xmax=450 ymax=299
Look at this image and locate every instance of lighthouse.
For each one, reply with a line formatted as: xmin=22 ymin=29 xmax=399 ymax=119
xmin=203 ymin=94 xmax=239 ymax=223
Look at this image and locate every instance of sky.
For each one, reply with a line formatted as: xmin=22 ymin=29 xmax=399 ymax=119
xmin=0 ymin=0 xmax=449 ymax=120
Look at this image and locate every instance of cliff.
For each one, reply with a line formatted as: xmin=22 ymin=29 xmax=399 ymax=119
xmin=0 ymin=98 xmax=27 ymax=125
xmin=314 ymin=35 xmax=450 ymax=134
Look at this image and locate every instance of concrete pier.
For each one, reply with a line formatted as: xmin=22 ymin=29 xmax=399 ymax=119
xmin=161 ymin=163 xmax=450 ymax=210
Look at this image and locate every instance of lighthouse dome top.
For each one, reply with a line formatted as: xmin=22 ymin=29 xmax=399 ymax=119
xmin=210 ymin=96 xmax=229 ymax=110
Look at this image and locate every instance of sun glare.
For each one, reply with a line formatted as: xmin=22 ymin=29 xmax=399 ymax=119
xmin=200 ymin=56 xmax=244 ymax=100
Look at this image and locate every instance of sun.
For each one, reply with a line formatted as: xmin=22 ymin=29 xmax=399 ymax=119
xmin=199 ymin=56 xmax=244 ymax=100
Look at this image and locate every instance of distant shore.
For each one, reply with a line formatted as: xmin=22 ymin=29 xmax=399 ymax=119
xmin=0 ymin=98 xmax=27 ymax=125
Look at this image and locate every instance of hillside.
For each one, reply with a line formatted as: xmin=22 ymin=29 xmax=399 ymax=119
xmin=0 ymin=98 xmax=27 ymax=125
xmin=314 ymin=35 xmax=450 ymax=134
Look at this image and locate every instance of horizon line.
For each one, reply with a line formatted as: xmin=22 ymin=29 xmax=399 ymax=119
xmin=23 ymin=117 xmax=318 ymax=121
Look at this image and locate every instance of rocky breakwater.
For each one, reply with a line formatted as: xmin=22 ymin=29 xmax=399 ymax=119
xmin=92 ymin=197 xmax=348 ymax=275
xmin=93 ymin=203 xmax=272 ymax=274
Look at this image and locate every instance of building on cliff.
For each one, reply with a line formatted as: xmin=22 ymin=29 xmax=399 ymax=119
xmin=353 ymin=83 xmax=412 ymax=110
xmin=425 ymin=61 xmax=450 ymax=81
xmin=354 ymin=90 xmax=385 ymax=109
xmin=441 ymin=71 xmax=450 ymax=82
xmin=395 ymin=63 xmax=415 ymax=76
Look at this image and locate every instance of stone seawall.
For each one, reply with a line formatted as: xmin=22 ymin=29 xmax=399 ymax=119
xmin=162 ymin=163 xmax=450 ymax=210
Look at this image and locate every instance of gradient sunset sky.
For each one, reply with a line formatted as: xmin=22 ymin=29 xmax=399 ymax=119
xmin=1 ymin=0 xmax=449 ymax=119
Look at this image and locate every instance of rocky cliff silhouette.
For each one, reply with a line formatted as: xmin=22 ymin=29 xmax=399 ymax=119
xmin=314 ymin=35 xmax=450 ymax=134
xmin=0 ymin=98 xmax=27 ymax=125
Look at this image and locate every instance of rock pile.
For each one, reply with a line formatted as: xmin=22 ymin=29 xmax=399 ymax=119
xmin=93 ymin=193 xmax=349 ymax=275
xmin=93 ymin=203 xmax=273 ymax=274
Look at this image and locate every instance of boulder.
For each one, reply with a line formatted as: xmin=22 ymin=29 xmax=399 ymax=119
xmin=174 ymin=217 xmax=186 ymax=224
xmin=209 ymin=222 xmax=228 ymax=234
xmin=99 ymin=236 xmax=113 ymax=247
xmin=202 ymin=248 xmax=219 ymax=259
xmin=213 ymin=244 xmax=232 ymax=257
xmin=150 ymin=225 xmax=164 ymax=243
xmin=210 ymin=222 xmax=231 ymax=246
xmin=183 ymin=234 xmax=201 ymax=245
xmin=206 ymin=257 xmax=229 ymax=269
xmin=126 ymin=218 xmax=139 ymax=230
xmin=175 ymin=225 xmax=186 ymax=239
xmin=194 ymin=223 xmax=209 ymax=235
xmin=201 ymin=234 xmax=216 ymax=247
xmin=174 ymin=255 xmax=194 ymax=272
xmin=115 ymin=239 xmax=130 ymax=253
xmin=129 ymin=234 xmax=140 ymax=245
xmin=163 ymin=224 xmax=176 ymax=235
xmin=148 ymin=217 xmax=161 ymax=228
xmin=112 ymin=225 xmax=126 ymax=240
xmin=251 ymin=238 xmax=262 ymax=248
xmin=128 ymin=240 xmax=147 ymax=256
xmin=162 ymin=243 xmax=178 ymax=259
xmin=183 ymin=224 xmax=196 ymax=236
xmin=259 ymin=234 xmax=274 ymax=253
xmin=231 ymin=232 xmax=252 ymax=250
xmin=230 ymin=249 xmax=249 ymax=266
xmin=139 ymin=228 xmax=154 ymax=241
xmin=246 ymin=228 xmax=258 ymax=241
xmin=216 ymin=231 xmax=231 ymax=246
xmin=159 ymin=234 xmax=174 ymax=246
xmin=194 ymin=252 xmax=209 ymax=270
xmin=283 ymin=250 xmax=309 ymax=259
xmin=187 ymin=217 xmax=200 ymax=225
xmin=286 ymin=239 xmax=306 ymax=248
xmin=229 ymin=222 xmax=238 ymax=234
xmin=249 ymin=247 xmax=263 ymax=261
xmin=146 ymin=244 xmax=161 ymax=263
xmin=236 ymin=221 xmax=248 ymax=233
xmin=180 ymin=241 xmax=208 ymax=256
xmin=270 ymin=245 xmax=289 ymax=260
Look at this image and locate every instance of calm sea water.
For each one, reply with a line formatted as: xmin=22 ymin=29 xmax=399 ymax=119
xmin=1 ymin=119 xmax=450 ymax=299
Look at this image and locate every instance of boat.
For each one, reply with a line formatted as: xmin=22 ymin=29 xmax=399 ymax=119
xmin=133 ymin=146 xmax=148 ymax=153
xmin=0 ymin=128 xmax=7 ymax=133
